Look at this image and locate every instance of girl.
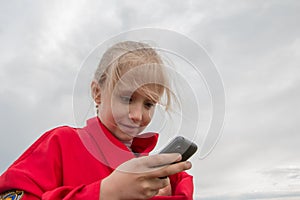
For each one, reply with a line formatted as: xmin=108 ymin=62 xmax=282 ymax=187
xmin=0 ymin=41 xmax=194 ymax=199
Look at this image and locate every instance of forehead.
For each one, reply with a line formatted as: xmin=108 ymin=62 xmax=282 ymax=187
xmin=113 ymin=81 xmax=164 ymax=102
xmin=118 ymin=62 xmax=166 ymax=84
xmin=113 ymin=81 xmax=162 ymax=94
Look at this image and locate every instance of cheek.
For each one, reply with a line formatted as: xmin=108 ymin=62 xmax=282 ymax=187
xmin=110 ymin=102 xmax=129 ymax=119
xmin=143 ymin=109 xmax=155 ymax=125
xmin=98 ymin=100 xmax=115 ymax=121
xmin=98 ymin=105 xmax=109 ymax=122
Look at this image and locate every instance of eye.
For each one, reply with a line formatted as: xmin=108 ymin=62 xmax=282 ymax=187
xmin=120 ymin=96 xmax=132 ymax=104
xmin=144 ymin=101 xmax=156 ymax=109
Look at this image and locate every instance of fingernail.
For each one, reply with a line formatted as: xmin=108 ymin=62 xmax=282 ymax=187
xmin=176 ymin=154 xmax=182 ymax=162
xmin=185 ymin=161 xmax=192 ymax=168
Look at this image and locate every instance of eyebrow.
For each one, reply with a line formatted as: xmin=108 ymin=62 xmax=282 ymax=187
xmin=115 ymin=88 xmax=134 ymax=95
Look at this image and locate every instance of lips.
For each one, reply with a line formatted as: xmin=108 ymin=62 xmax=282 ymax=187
xmin=118 ymin=123 xmax=141 ymax=136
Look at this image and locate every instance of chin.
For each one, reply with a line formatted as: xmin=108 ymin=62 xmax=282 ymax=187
xmin=124 ymin=133 xmax=136 ymax=141
xmin=120 ymin=130 xmax=140 ymax=140
xmin=116 ymin=132 xmax=135 ymax=141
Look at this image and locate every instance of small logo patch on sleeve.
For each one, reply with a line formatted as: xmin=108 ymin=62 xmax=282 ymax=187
xmin=0 ymin=190 xmax=24 ymax=200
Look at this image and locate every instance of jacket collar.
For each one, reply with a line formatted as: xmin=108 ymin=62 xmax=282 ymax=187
xmin=80 ymin=117 xmax=158 ymax=169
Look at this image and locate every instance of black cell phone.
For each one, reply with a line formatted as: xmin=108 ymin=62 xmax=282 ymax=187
xmin=159 ymin=136 xmax=198 ymax=162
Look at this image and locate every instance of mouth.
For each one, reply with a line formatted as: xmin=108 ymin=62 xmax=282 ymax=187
xmin=118 ymin=123 xmax=141 ymax=136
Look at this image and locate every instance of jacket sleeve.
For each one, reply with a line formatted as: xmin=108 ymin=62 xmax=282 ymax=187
xmin=0 ymin=128 xmax=101 ymax=200
xmin=150 ymin=171 xmax=194 ymax=200
xmin=170 ymin=171 xmax=194 ymax=198
xmin=0 ymin=181 xmax=100 ymax=200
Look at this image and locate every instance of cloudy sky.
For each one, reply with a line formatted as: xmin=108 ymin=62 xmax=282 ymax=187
xmin=1 ymin=0 xmax=300 ymax=199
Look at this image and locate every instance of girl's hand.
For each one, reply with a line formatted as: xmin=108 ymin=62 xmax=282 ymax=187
xmin=157 ymin=184 xmax=172 ymax=196
xmin=100 ymin=153 xmax=192 ymax=200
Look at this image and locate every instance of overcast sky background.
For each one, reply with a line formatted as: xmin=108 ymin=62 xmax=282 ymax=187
xmin=1 ymin=0 xmax=300 ymax=199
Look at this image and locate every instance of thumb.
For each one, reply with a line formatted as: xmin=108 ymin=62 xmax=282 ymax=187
xmin=144 ymin=153 xmax=182 ymax=168
xmin=116 ymin=153 xmax=182 ymax=174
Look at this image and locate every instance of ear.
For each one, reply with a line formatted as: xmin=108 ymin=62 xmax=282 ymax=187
xmin=91 ymin=80 xmax=101 ymax=105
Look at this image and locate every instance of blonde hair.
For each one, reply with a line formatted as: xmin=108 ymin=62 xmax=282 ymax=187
xmin=94 ymin=41 xmax=171 ymax=109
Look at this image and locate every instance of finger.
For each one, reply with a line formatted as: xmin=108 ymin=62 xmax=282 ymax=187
xmin=149 ymin=161 xmax=192 ymax=178
xmin=143 ymin=153 xmax=182 ymax=168
xmin=146 ymin=190 xmax=159 ymax=199
xmin=153 ymin=177 xmax=170 ymax=190
xmin=117 ymin=153 xmax=182 ymax=174
xmin=146 ymin=177 xmax=170 ymax=191
xmin=139 ymin=178 xmax=169 ymax=199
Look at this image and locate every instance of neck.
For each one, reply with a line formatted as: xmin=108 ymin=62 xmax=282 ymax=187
xmin=122 ymin=140 xmax=133 ymax=151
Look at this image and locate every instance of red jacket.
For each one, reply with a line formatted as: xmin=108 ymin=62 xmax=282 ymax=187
xmin=0 ymin=117 xmax=193 ymax=199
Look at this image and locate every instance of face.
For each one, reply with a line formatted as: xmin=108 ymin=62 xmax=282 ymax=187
xmin=97 ymin=85 xmax=157 ymax=141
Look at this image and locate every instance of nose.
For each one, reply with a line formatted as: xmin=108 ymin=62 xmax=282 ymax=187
xmin=128 ymin=103 xmax=143 ymax=123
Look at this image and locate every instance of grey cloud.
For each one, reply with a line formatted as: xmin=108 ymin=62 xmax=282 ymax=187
xmin=262 ymin=167 xmax=300 ymax=182
xmin=198 ymin=191 xmax=300 ymax=200
xmin=1 ymin=0 xmax=300 ymax=198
